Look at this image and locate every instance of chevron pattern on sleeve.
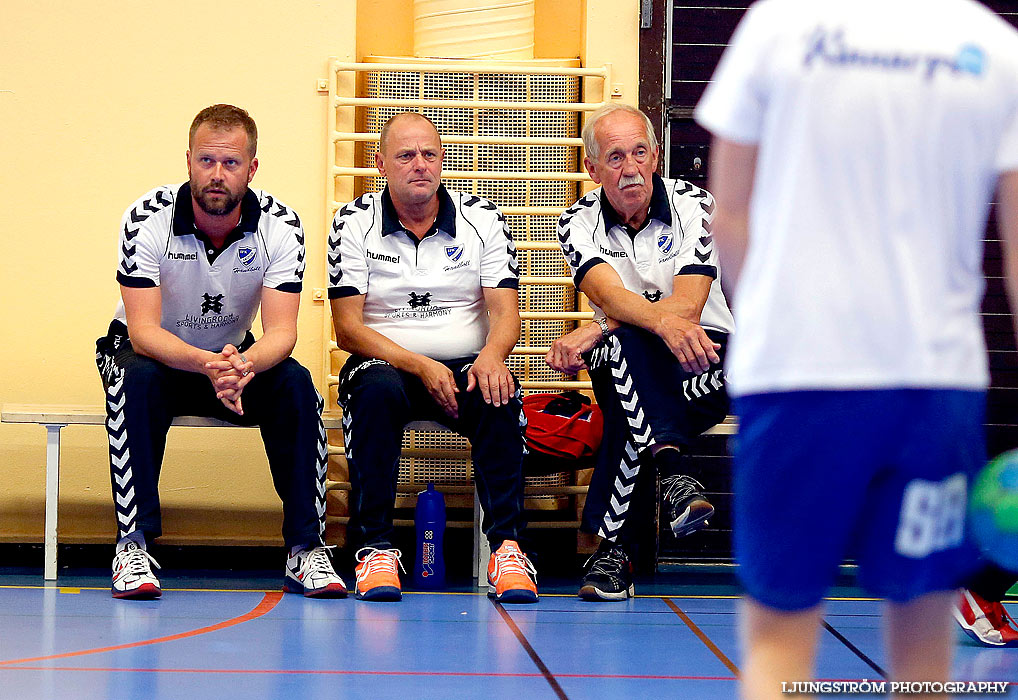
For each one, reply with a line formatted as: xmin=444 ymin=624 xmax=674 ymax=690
xmin=259 ymin=195 xmax=302 ymax=229
xmin=120 ymin=187 xmax=173 ymax=277
xmin=294 ymin=236 xmax=306 ymax=281
xmin=672 ymin=182 xmax=716 ymax=265
xmin=328 ymin=216 xmax=344 ymax=287
xmin=694 ymin=209 xmax=714 ymax=264
xmin=257 ymin=195 xmax=306 ymax=279
xmin=556 ymin=194 xmax=598 ymax=272
xmin=463 ymin=195 xmax=499 ymax=213
xmin=328 ymin=195 xmax=370 ymax=287
xmin=557 ymin=209 xmax=584 ymax=271
xmin=695 ymin=189 xmax=716 ymax=264
xmin=501 ymin=213 xmax=521 ymax=278
xmin=337 ymin=195 xmax=371 ymax=219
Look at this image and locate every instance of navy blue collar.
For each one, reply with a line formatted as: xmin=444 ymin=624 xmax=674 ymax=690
xmin=600 ymin=173 xmax=672 ymax=235
xmin=172 ymin=183 xmax=260 ymax=239
xmin=381 ymin=184 xmax=456 ymax=239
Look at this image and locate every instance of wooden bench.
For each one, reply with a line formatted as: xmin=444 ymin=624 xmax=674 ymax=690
xmin=1 ymin=403 xmax=736 ymax=581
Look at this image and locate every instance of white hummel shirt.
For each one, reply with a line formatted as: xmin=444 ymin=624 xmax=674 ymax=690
xmin=557 ymin=174 xmax=734 ymax=335
xmin=695 ymin=0 xmax=1018 ymax=395
xmin=328 ymin=186 xmax=519 ymax=360
xmin=113 ymin=183 xmax=306 ymax=352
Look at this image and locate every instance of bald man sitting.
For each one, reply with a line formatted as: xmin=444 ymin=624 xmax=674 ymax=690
xmin=327 ymin=113 xmax=538 ymax=604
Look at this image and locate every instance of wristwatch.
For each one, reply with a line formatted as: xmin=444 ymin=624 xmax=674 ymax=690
xmin=595 ymin=316 xmax=611 ymax=342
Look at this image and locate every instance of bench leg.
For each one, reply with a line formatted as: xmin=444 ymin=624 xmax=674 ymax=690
xmin=473 ymin=492 xmax=491 ymax=587
xmin=44 ymin=424 xmax=64 ymax=581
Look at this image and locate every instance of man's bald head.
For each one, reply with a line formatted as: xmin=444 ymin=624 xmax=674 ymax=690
xmin=379 ymin=112 xmax=441 ymax=155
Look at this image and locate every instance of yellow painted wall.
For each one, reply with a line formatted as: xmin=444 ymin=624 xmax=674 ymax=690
xmin=0 ymin=0 xmax=639 ymax=547
xmin=536 ymin=0 xmax=583 ymax=59
xmin=358 ymin=0 xmax=582 ymax=59
xmin=0 ymin=1 xmax=356 ymax=545
xmin=582 ymin=0 xmax=641 ymax=107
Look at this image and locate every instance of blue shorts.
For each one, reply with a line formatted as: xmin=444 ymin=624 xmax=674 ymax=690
xmin=734 ymin=389 xmax=985 ymax=611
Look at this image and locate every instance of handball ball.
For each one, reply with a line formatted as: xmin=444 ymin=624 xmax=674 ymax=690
xmin=970 ymin=449 xmax=1018 ymax=571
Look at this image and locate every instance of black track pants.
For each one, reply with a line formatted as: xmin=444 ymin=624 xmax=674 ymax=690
xmin=96 ymin=322 xmax=327 ymax=548
xmin=338 ymin=355 xmax=526 ymax=550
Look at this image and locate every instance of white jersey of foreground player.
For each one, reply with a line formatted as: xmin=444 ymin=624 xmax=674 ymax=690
xmin=695 ymin=0 xmax=1018 ymax=396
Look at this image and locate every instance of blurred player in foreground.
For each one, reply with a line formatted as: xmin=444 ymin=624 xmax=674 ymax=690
xmin=695 ymin=1 xmax=1018 ymax=697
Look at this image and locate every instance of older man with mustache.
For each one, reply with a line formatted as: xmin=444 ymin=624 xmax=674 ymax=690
xmin=547 ymin=104 xmax=734 ymax=600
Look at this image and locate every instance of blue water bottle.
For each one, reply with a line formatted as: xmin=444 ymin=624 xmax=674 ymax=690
xmin=414 ymin=483 xmax=446 ymax=589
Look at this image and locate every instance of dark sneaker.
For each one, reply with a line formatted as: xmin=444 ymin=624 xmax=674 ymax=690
xmin=111 ymin=542 xmax=162 ymax=600
xmin=661 ymin=474 xmax=714 ymax=538
xmin=578 ymin=542 xmax=634 ymax=601
xmin=283 ymin=545 xmax=348 ymax=598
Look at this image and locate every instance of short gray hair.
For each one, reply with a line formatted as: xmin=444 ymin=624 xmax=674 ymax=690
xmin=581 ymin=104 xmax=659 ymax=161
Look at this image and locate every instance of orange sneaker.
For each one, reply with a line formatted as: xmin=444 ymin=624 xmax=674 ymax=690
xmin=487 ymin=540 xmax=538 ymax=603
xmin=354 ymin=546 xmax=404 ymax=602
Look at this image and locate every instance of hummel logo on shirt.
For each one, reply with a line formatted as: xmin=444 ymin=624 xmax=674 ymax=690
xmin=599 ymin=245 xmax=628 ymax=259
xmin=367 ymin=250 xmax=400 ymax=264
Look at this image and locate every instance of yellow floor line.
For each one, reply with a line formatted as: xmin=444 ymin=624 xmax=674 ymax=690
xmin=0 ymin=584 xmax=992 ymax=604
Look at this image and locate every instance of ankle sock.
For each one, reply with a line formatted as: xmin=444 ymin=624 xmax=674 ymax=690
xmin=116 ymin=530 xmax=146 ymax=553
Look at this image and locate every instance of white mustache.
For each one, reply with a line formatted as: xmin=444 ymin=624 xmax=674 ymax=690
xmin=618 ymin=173 xmax=645 ymax=188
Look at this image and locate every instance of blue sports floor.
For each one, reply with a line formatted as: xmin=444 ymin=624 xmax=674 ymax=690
xmin=1 ymin=574 xmax=1016 ymax=699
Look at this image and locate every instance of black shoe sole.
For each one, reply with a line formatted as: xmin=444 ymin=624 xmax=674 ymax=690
xmin=488 ymin=588 xmax=539 ymax=604
xmin=355 ymin=586 xmax=402 ymax=602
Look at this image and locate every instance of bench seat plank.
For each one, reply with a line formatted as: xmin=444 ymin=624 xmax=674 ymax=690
xmin=1 ymin=403 xmax=736 ymax=581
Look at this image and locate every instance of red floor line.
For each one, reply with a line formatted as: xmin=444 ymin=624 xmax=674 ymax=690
xmin=0 ymin=591 xmax=282 ymax=667
xmin=0 ymin=666 xmax=739 ymax=681
xmin=663 ymin=597 xmax=741 ymax=677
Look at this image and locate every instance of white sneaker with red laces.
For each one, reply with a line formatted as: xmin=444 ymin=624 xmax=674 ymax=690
xmin=111 ymin=542 xmax=161 ymax=600
xmin=284 ymin=545 xmax=348 ymax=598
xmin=953 ymin=588 xmax=1018 ymax=647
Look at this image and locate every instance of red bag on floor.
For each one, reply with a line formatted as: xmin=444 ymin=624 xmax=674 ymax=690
xmin=523 ymin=391 xmax=603 ymax=461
